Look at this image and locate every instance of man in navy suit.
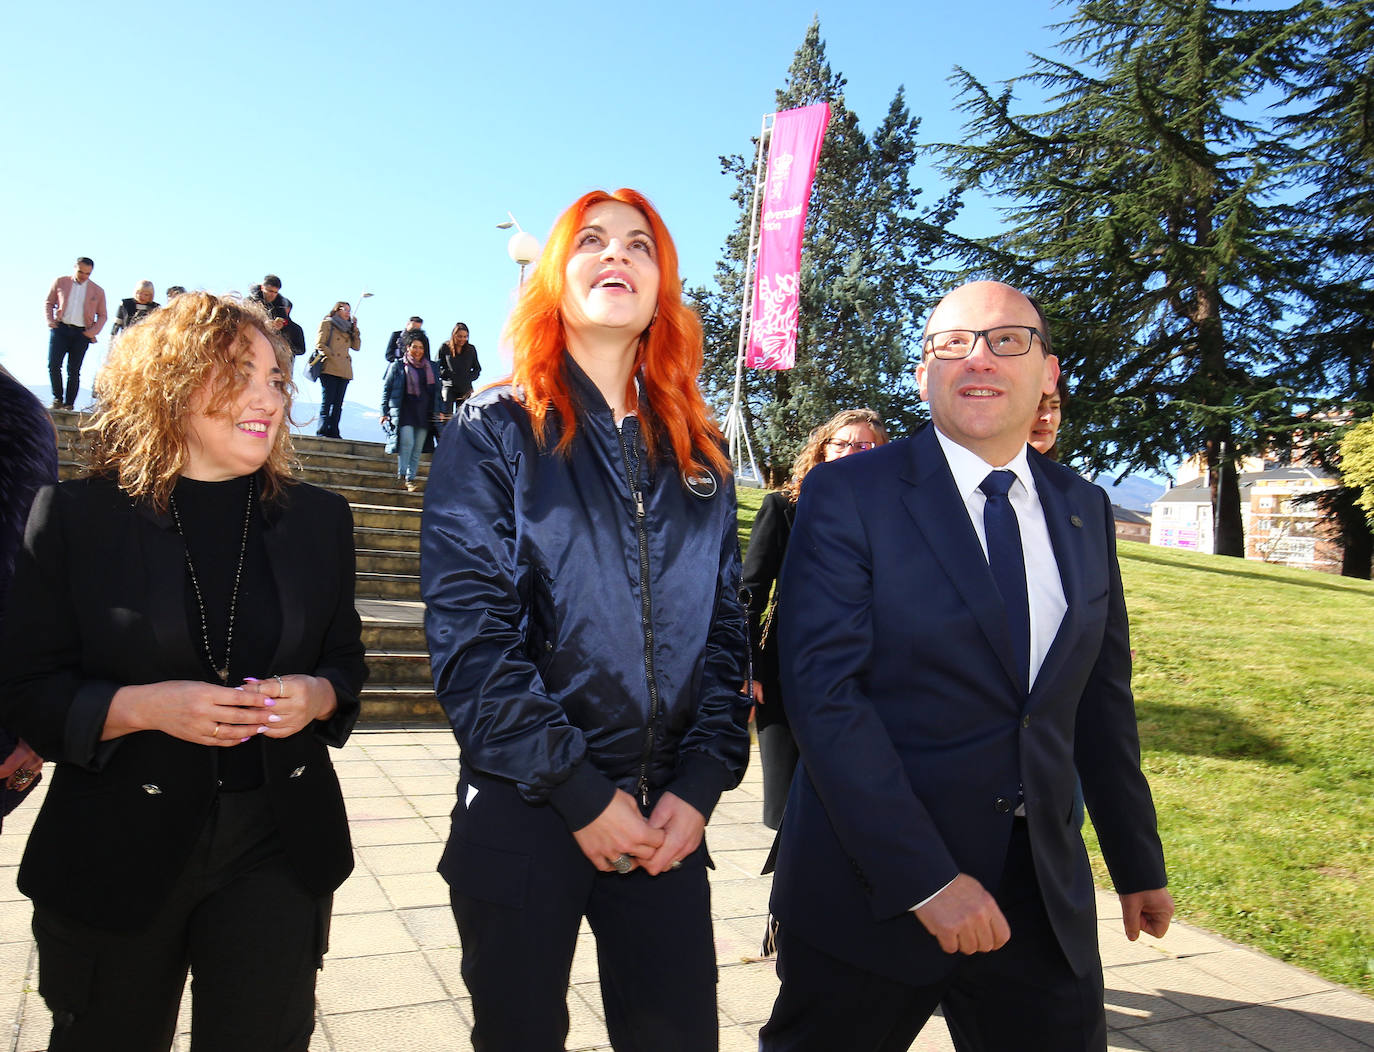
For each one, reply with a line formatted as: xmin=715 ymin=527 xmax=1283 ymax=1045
xmin=760 ymin=281 xmax=1173 ymax=1051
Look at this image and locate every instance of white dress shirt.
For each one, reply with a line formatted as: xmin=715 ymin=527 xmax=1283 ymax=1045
xmin=933 ymin=427 xmax=1067 ymax=688
xmin=61 ymin=280 xmax=88 ymax=328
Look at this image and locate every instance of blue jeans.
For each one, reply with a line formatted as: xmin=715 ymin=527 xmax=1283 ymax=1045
xmin=317 ymin=375 xmax=348 ymax=438
xmin=398 ymin=425 xmax=427 ymax=481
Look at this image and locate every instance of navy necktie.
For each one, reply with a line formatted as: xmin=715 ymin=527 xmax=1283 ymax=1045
xmin=981 ymin=470 xmax=1030 ymax=692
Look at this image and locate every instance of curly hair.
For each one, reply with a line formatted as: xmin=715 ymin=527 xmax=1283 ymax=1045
xmin=83 ymin=291 xmax=298 ymax=511
xmin=506 ymin=188 xmax=729 ymax=479
xmin=780 ymin=408 xmax=889 ymax=503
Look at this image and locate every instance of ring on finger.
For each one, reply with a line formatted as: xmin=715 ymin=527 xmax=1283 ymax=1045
xmin=274 ymin=674 xmax=285 ymax=698
xmin=212 ymin=722 xmax=221 ymax=739
xmin=609 ymin=854 xmax=635 ymax=874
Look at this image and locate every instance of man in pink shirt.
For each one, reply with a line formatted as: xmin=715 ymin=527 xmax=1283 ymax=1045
xmin=44 ymin=257 xmax=108 ymax=410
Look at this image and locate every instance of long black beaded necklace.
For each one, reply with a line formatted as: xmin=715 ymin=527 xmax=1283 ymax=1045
xmin=168 ymin=475 xmax=255 ymax=684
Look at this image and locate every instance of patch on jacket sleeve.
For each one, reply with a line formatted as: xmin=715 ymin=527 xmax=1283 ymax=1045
xmin=684 ymin=469 xmax=718 ymax=499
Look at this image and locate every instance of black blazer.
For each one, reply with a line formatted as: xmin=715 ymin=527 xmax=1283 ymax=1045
xmin=770 ymin=427 xmax=1166 ymax=984
xmin=0 ymin=475 xmax=367 ymax=932
xmin=740 ymin=490 xmax=796 ymax=731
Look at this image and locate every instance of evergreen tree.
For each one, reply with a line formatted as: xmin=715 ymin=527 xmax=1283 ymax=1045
xmin=1276 ymin=2 xmax=1374 ymax=576
xmin=696 ymin=19 xmax=957 ymax=482
xmin=939 ymin=0 xmax=1319 ymax=557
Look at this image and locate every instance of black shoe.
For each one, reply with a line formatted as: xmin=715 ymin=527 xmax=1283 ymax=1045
xmin=50 ymin=398 xmax=64 ymax=410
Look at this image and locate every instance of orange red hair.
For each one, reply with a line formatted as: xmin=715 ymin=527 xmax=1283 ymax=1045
xmin=506 ymin=188 xmax=730 ymax=478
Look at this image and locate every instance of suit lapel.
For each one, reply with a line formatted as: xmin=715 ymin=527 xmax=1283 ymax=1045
xmin=1028 ymin=456 xmax=1085 ymax=700
xmin=898 ymin=428 xmax=1024 ymax=694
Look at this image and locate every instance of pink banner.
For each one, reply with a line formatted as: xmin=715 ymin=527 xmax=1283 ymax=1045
xmin=746 ymin=102 xmax=830 ymax=371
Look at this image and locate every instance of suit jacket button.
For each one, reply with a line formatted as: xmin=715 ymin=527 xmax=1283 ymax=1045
xmin=290 ymin=765 xmax=306 ymax=778
xmin=1021 ymin=715 xmax=1031 ymax=728
xmin=141 ymin=784 xmax=162 ymax=795
xmin=994 ymin=797 xmax=1011 ymax=813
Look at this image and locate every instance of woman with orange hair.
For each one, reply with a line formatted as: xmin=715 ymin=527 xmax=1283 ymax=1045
xmin=421 ymin=189 xmax=750 ymax=1050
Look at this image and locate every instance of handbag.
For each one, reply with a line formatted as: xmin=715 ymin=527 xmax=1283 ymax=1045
xmin=306 ymin=348 xmax=327 ymax=382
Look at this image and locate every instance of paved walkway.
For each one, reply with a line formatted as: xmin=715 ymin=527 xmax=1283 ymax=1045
xmin=1 ymin=727 xmax=1371 ymax=1051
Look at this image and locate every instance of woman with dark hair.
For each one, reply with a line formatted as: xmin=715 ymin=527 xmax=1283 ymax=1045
xmin=314 ymin=300 xmax=360 ymax=438
xmin=0 ymin=292 xmax=366 ymax=1051
xmin=743 ymin=408 xmax=888 ymax=832
xmin=421 ymin=188 xmax=750 ymax=1050
xmin=436 ymin=321 xmax=481 ymax=427
xmin=381 ymin=335 xmax=441 ymax=491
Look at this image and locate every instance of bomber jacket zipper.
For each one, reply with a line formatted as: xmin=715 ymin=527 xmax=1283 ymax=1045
xmin=617 ymin=417 xmax=660 ymax=808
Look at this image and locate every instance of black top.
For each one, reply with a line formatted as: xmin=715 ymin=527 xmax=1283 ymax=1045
xmin=172 ymin=474 xmax=282 ymax=789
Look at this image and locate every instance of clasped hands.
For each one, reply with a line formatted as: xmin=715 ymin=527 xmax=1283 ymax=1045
xmin=104 ymin=674 xmax=338 ymax=745
xmin=572 ymin=788 xmax=703 ymax=876
xmin=914 ymin=873 xmax=1174 ymax=956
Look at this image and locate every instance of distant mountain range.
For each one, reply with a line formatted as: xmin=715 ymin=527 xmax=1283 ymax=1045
xmin=1092 ymin=474 xmax=1166 ymax=512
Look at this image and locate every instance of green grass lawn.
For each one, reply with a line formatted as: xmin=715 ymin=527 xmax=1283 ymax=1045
xmin=735 ymin=486 xmax=1374 ymax=994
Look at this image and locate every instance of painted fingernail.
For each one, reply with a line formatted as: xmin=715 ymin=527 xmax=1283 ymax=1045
xmin=268 ymin=714 xmax=282 ymax=723
xmin=263 ymin=698 xmax=276 ymax=707
xmin=256 ymin=726 xmax=267 ymax=734
xmin=244 ymin=677 xmax=260 ymax=683
xmin=240 ymin=737 xmax=251 ymax=743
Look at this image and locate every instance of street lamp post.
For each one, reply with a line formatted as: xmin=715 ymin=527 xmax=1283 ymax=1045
xmin=496 ymin=212 xmax=540 ymax=285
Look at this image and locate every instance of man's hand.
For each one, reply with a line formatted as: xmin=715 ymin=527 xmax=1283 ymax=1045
xmin=571 ymin=789 xmax=664 ymax=872
xmin=1120 ymin=887 xmax=1174 ymax=941
xmin=913 ymin=873 xmax=1011 ymax=955
xmin=640 ymin=792 xmax=706 ymax=875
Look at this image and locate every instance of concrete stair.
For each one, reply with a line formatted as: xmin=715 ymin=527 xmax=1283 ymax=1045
xmin=49 ymin=407 xmax=445 ymax=724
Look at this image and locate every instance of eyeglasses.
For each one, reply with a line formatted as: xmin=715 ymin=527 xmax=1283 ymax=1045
xmin=924 ymin=326 xmax=1043 ymax=360
xmin=825 ymin=439 xmax=876 ymax=453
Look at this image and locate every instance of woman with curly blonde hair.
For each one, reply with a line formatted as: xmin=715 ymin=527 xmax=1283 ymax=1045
xmin=422 ymin=188 xmax=749 ymax=1050
xmin=745 ymin=407 xmax=888 ymax=831
xmin=0 ymin=291 xmax=366 ymax=1051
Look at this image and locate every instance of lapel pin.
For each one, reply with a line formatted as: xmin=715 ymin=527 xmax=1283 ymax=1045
xmin=1070 ymin=515 xmax=1083 ymax=528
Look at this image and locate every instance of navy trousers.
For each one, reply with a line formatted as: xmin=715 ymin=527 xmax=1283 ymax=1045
xmin=442 ymin=770 xmax=719 ymax=1052
xmin=48 ymin=324 xmax=90 ymax=406
xmin=760 ymin=820 xmax=1107 ymax=1052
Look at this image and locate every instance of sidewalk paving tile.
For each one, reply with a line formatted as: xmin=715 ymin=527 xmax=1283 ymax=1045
xmin=1285 ymin=990 xmax=1374 ymax=1046
xmin=3 ymin=727 xmax=1373 ymax=1051
xmin=1209 ymin=1003 xmax=1373 ymax=1051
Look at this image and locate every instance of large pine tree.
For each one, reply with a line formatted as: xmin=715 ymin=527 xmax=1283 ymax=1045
xmin=696 ymin=19 xmax=956 ymax=482
xmin=1275 ymin=2 xmax=1374 ymax=576
xmin=940 ymin=0 xmax=1318 ymax=556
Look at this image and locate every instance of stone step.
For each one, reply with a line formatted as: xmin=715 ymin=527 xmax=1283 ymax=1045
xmin=357 ymin=549 xmax=419 ymax=576
xmin=360 ymin=686 xmax=447 ymax=724
xmin=361 ymin=621 xmax=427 ymax=650
xmin=298 ymin=447 xmax=430 ymax=474
xmin=354 ymin=525 xmax=420 ymax=553
xmin=291 ymin=434 xmax=391 ymax=460
xmin=366 ymin=650 xmax=433 ymax=683
xmin=357 ymin=572 xmax=421 ymax=601
xmin=298 ymin=464 xmax=414 ymax=493
xmin=351 ymin=505 xmax=422 ymax=532
xmin=323 ymin=482 xmax=425 ymax=510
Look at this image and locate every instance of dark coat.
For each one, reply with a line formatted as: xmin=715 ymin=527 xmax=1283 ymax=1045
xmin=0 ymin=476 xmax=367 ymax=932
xmin=769 ymin=426 xmax=1166 ymax=984
xmin=420 ymin=357 xmax=751 ymax=834
xmin=740 ymin=490 xmax=796 ymax=731
xmin=437 ymin=341 xmax=481 ymax=401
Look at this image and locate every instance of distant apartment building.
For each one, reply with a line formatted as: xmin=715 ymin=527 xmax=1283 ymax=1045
xmin=1112 ymin=506 xmax=1151 ymax=544
xmin=1150 ymin=461 xmax=1341 ymax=573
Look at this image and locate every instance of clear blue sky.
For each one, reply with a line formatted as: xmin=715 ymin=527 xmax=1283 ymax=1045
xmin=1 ymin=0 xmax=1065 ymax=433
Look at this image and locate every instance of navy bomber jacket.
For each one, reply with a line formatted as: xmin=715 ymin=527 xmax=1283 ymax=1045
xmin=420 ymin=355 xmax=751 ymax=831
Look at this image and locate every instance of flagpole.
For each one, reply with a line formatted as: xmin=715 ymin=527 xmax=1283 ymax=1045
xmin=725 ymin=112 xmax=772 ymax=485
